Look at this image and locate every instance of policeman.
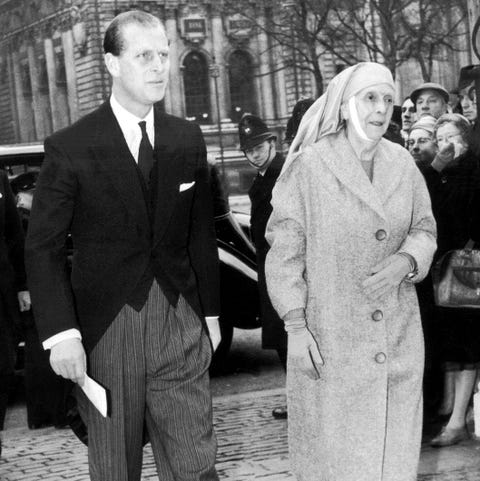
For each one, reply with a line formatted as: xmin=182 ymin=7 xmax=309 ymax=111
xmin=238 ymin=114 xmax=288 ymax=419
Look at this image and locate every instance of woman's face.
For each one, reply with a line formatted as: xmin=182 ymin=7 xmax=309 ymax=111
xmin=435 ymin=122 xmax=468 ymax=154
xmin=350 ymin=84 xmax=395 ymax=141
xmin=458 ymin=82 xmax=477 ymax=122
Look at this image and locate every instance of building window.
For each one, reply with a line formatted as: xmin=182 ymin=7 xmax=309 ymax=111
xmin=228 ymin=50 xmax=256 ymax=123
xmin=183 ymin=51 xmax=210 ymax=123
xmin=20 ymin=61 xmax=32 ymax=98
xmin=38 ymin=56 xmax=49 ymax=94
xmin=0 ymin=58 xmax=7 ymax=85
xmin=55 ymin=50 xmax=67 ymax=87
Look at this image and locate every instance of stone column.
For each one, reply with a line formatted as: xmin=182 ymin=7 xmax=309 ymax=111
xmin=165 ymin=8 xmax=184 ymax=117
xmin=255 ymin=13 xmax=275 ymax=121
xmin=6 ymin=49 xmax=20 ymax=143
xmin=11 ymin=49 xmax=35 ymax=142
xmin=44 ymin=36 xmax=62 ymax=131
xmin=26 ymin=41 xmax=46 ymax=140
xmin=273 ymin=44 xmax=288 ymax=120
xmin=62 ymin=28 xmax=79 ymax=122
xmin=210 ymin=6 xmax=228 ymax=121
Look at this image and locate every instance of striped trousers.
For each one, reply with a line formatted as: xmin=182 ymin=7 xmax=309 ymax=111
xmin=77 ymin=281 xmax=218 ymax=481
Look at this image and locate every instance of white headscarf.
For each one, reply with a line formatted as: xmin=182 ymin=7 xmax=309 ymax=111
xmin=284 ymin=62 xmax=395 ymax=171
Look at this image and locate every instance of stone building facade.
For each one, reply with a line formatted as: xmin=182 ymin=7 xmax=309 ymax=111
xmin=0 ymin=0 xmax=317 ymax=150
xmin=0 ymin=0 xmax=475 ymax=151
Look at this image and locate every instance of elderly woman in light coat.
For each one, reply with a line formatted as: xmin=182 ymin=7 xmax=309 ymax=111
xmin=265 ymin=62 xmax=437 ymax=481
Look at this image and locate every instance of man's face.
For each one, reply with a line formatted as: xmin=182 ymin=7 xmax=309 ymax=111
xmin=105 ymin=23 xmax=170 ymax=117
xmin=407 ymin=128 xmax=437 ymax=164
xmin=401 ymin=98 xmax=416 ymax=131
xmin=244 ymin=140 xmax=274 ymax=172
xmin=415 ymin=89 xmax=447 ymax=119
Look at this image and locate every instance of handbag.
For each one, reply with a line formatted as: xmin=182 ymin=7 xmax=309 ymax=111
xmin=433 ymin=240 xmax=480 ymax=308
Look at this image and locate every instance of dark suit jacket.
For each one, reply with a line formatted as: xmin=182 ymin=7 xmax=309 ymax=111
xmin=0 ymin=170 xmax=26 ymax=326
xmin=248 ymin=153 xmax=286 ymax=350
xmin=25 ymin=102 xmax=220 ymax=353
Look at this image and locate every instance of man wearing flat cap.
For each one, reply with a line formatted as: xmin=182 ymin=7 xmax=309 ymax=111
xmin=410 ymin=82 xmax=450 ymax=120
xmin=238 ymin=114 xmax=287 ymax=419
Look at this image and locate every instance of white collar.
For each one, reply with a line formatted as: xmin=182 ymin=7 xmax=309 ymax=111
xmin=109 ymin=94 xmax=155 ymax=148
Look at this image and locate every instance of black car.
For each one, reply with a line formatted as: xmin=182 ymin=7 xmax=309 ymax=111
xmin=0 ymin=143 xmax=260 ymax=364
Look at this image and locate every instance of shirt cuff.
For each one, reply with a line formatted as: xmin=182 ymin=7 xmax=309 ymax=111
xmin=42 ymin=329 xmax=82 ymax=350
xmin=205 ymin=316 xmax=219 ymax=322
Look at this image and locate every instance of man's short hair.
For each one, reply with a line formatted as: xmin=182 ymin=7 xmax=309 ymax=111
xmin=103 ymin=10 xmax=164 ymax=56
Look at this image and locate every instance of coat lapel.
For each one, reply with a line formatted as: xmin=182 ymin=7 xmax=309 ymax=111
xmin=152 ymin=108 xmax=185 ymax=245
xmin=321 ymin=132 xmax=393 ymax=221
xmin=372 ymin=140 xmax=406 ymax=207
xmin=90 ymin=103 xmax=150 ymax=229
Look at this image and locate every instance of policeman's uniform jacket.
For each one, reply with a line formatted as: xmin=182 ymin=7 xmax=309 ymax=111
xmin=248 ymin=153 xmax=287 ymax=350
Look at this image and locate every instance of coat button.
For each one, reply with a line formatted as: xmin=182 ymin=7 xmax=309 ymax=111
xmin=375 ymin=352 xmax=386 ymax=364
xmin=372 ymin=310 xmax=383 ymax=321
xmin=375 ymin=229 xmax=387 ymax=240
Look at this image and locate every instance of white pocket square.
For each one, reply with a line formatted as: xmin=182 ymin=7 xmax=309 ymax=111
xmin=179 ymin=181 xmax=195 ymax=192
xmin=0 ymin=193 xmax=2 ymax=199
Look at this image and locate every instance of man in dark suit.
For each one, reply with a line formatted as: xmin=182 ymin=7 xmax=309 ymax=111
xmin=0 ymin=170 xmax=31 ymax=456
xmin=238 ymin=114 xmax=287 ymax=419
xmin=25 ymin=10 xmax=220 ymax=481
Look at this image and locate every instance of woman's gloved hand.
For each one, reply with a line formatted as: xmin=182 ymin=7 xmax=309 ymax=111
xmin=362 ymin=253 xmax=413 ymax=300
xmin=284 ymin=310 xmax=324 ymax=380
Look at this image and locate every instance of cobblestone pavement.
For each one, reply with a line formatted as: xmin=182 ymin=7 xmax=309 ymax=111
xmin=2 ymin=388 xmax=480 ymax=480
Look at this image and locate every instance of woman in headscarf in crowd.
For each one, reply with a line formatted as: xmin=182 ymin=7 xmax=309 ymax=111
xmin=265 ymin=62 xmax=437 ymax=481
xmin=421 ymin=113 xmax=480 ymax=447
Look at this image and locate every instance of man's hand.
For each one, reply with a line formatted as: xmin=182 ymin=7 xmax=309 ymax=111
xmin=288 ymin=328 xmax=324 ymax=381
xmin=362 ymin=254 xmax=411 ymax=300
xmin=50 ymin=338 xmax=86 ymax=386
xmin=205 ymin=317 xmax=222 ymax=353
xmin=17 ymin=291 xmax=31 ymax=311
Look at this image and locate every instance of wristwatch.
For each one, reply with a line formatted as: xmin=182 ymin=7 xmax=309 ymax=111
xmin=398 ymin=252 xmax=418 ymax=281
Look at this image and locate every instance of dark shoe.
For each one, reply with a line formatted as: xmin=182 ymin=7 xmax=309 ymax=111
xmin=430 ymin=426 xmax=469 ymax=447
xmin=272 ymin=406 xmax=287 ymax=419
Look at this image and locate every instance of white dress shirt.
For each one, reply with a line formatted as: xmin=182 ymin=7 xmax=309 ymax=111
xmin=43 ymin=95 xmax=217 ymax=350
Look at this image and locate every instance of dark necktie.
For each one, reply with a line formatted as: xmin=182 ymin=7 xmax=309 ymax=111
xmin=138 ymin=121 xmax=154 ymax=184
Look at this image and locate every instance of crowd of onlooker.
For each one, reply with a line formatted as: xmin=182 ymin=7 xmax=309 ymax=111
xmin=389 ymin=71 xmax=479 ymax=447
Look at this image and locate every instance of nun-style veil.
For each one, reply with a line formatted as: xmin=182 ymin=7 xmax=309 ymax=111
xmin=283 ymin=62 xmax=395 ymax=172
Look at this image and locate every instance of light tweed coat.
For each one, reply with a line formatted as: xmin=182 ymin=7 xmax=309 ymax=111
xmin=265 ymin=131 xmax=437 ymax=481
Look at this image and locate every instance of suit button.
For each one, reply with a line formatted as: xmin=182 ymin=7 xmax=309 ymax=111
xmin=375 ymin=229 xmax=387 ymax=241
xmin=375 ymin=352 xmax=386 ymax=364
xmin=372 ymin=310 xmax=383 ymax=321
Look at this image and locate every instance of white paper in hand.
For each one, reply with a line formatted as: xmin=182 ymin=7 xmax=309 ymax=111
xmin=81 ymin=373 xmax=108 ymax=417
xmin=474 ymin=390 xmax=480 ymax=438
